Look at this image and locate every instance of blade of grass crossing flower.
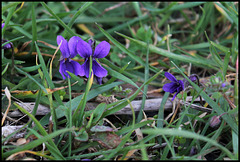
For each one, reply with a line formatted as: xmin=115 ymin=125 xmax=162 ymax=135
xmin=137 ymin=41 xmax=149 ymax=122
xmin=171 ymin=61 xmax=238 ymax=135
xmin=141 ymin=128 xmax=235 ymax=159
xmin=12 ymin=102 xmax=65 ymax=160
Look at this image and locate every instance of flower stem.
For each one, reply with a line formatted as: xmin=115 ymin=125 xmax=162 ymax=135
xmin=72 ymin=56 xmax=93 ymax=127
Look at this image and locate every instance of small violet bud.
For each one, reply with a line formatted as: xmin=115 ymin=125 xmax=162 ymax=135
xmin=189 ymin=146 xmax=197 ymax=156
xmin=183 ymin=74 xmax=199 ymax=88
xmin=221 ymin=83 xmax=226 ymax=88
xmin=209 ymin=112 xmax=227 ymax=128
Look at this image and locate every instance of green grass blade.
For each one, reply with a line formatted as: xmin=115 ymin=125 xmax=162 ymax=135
xmin=115 ymin=32 xmax=219 ymax=70
xmin=104 ymin=66 xmax=146 ymax=96
xmin=14 ymin=66 xmax=48 ymax=94
xmin=157 ymin=92 xmax=170 ymax=144
xmin=31 ymin=2 xmax=37 ymax=52
xmin=136 ymin=41 xmax=150 ymax=122
xmin=40 ymin=2 xmax=77 ymax=37
xmin=3 ymin=126 xmax=74 ymax=159
xmin=11 ymin=102 xmax=67 ymax=160
xmin=103 ymin=69 xmax=162 ymax=117
xmin=67 ymin=2 xmax=94 ymax=28
xmin=94 ymin=14 xmax=149 ymax=39
xmin=223 ymin=50 xmax=231 ymax=77
xmin=2 ymin=3 xmax=17 ymax=35
xmin=2 ymin=2 xmax=22 ymax=12
xmin=141 ymin=128 xmax=235 ymax=159
xmin=35 ymin=41 xmax=64 ymax=105
xmin=1 ymin=36 xmax=25 ymax=48
xmin=169 ymin=2 xmax=205 ymax=11
xmin=95 ymin=23 xmax=146 ymax=66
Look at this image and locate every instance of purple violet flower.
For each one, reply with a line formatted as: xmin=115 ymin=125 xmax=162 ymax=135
xmin=2 ymin=23 xmax=13 ymax=49
xmin=162 ymin=72 xmax=184 ymax=101
xmin=57 ymin=35 xmax=84 ymax=80
xmin=77 ymin=39 xmax=110 ymax=85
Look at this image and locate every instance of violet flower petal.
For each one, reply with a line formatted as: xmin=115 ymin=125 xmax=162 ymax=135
xmin=63 ymin=60 xmax=75 ymax=78
xmin=59 ymin=59 xmax=84 ymax=79
xmin=92 ymin=59 xmax=108 ymax=77
xmin=172 ymin=92 xmax=178 ymax=101
xmin=68 ymin=36 xmax=82 ymax=58
xmin=77 ymin=39 xmax=92 ymax=58
xmin=57 ymin=35 xmax=70 ymax=58
xmin=88 ymin=39 xmax=94 ymax=47
xmin=70 ymin=59 xmax=85 ymax=76
xmin=2 ymin=42 xmax=12 ymax=49
xmin=59 ymin=60 xmax=67 ymax=80
xmin=162 ymin=82 xmax=178 ymax=93
xmin=165 ymin=72 xmax=178 ymax=82
xmin=82 ymin=58 xmax=90 ymax=78
xmin=96 ymin=76 xmax=103 ymax=85
xmin=93 ymin=41 xmax=110 ymax=58
xmin=178 ymin=80 xmax=184 ymax=91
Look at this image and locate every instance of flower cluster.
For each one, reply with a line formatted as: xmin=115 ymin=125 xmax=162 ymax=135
xmin=57 ymin=35 xmax=110 ymax=84
xmin=2 ymin=23 xmax=13 ymax=49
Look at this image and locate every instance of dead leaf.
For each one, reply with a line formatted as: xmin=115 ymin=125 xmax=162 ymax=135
xmin=10 ymin=138 xmax=27 ymax=146
xmin=2 ymin=87 xmax=11 ymax=126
